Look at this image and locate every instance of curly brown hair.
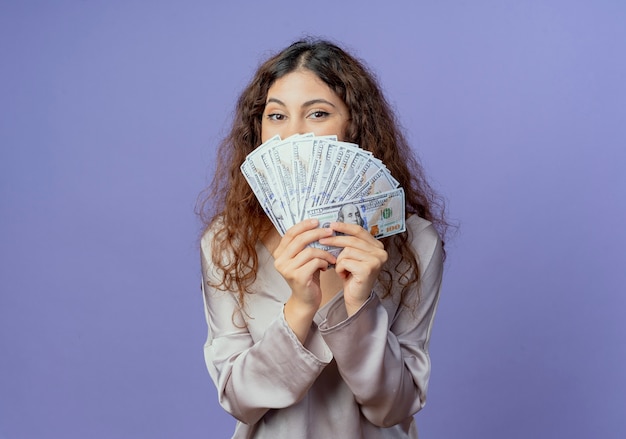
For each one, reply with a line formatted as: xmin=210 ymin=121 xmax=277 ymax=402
xmin=197 ymin=38 xmax=448 ymax=308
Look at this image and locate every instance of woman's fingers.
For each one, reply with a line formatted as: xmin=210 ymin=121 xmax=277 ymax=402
xmin=274 ymin=219 xmax=335 ymax=259
xmin=275 ymin=246 xmax=336 ymax=280
xmin=316 ymin=221 xmax=389 ymax=315
xmin=318 ymin=222 xmax=384 ymax=253
xmin=334 ymin=245 xmax=387 ymax=282
xmin=272 ymin=220 xmax=337 ymax=309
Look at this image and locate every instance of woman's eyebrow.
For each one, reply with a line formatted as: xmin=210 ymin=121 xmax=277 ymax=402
xmin=301 ymin=99 xmax=337 ymax=108
xmin=266 ymin=97 xmax=285 ymax=106
xmin=265 ymin=97 xmax=337 ymax=109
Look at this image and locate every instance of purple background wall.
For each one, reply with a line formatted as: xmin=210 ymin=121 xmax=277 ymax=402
xmin=1 ymin=1 xmax=625 ymax=438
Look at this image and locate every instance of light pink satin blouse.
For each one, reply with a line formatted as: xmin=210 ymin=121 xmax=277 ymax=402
xmin=201 ymin=215 xmax=444 ymax=438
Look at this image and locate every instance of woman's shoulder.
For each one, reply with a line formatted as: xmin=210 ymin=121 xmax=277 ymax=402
xmin=405 ymin=214 xmax=443 ymax=272
xmin=200 ymin=215 xmax=233 ymax=265
xmin=406 ymin=214 xmax=440 ymax=243
xmin=200 ymin=215 xmax=227 ymax=246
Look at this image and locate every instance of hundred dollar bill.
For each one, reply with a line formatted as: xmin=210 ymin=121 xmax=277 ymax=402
xmin=290 ymin=136 xmax=314 ymax=221
xmin=349 ymin=167 xmax=399 ymax=199
xmin=246 ymin=135 xmax=282 ymax=200
xmin=306 ymin=188 xmax=406 ymax=257
xmin=336 ymin=151 xmax=384 ymax=201
xmin=269 ymin=140 xmax=299 ymax=227
xmin=296 ymin=134 xmax=336 ymax=219
xmin=241 ymin=158 xmax=287 ymax=234
xmin=309 ymin=139 xmax=338 ymax=208
xmin=301 ymin=137 xmax=329 ymax=214
xmin=329 ymin=148 xmax=370 ymax=203
xmin=319 ymin=141 xmax=360 ymax=206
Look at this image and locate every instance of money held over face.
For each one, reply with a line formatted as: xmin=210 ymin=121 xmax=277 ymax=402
xmin=241 ymin=134 xmax=406 ymax=252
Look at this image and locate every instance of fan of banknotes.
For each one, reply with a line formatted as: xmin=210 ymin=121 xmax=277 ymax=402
xmin=241 ymin=134 xmax=406 ymax=255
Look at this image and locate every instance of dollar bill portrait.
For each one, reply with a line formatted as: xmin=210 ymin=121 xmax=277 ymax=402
xmin=336 ymin=203 xmax=365 ymax=227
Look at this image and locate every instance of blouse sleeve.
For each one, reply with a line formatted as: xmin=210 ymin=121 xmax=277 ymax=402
xmin=317 ymin=222 xmax=444 ymax=427
xmin=200 ymin=236 xmax=332 ymax=425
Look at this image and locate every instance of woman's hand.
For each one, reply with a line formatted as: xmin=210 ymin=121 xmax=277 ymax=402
xmin=319 ymin=222 xmax=388 ymax=316
xmin=273 ymin=219 xmax=336 ymax=342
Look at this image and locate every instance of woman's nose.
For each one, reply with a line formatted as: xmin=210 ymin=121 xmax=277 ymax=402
xmin=282 ymin=119 xmax=305 ymax=138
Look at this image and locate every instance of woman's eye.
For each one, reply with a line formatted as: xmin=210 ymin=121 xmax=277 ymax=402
xmin=308 ymin=111 xmax=329 ymax=119
xmin=267 ymin=113 xmax=285 ymax=121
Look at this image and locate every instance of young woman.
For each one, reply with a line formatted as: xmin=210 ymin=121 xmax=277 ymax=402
xmin=198 ymin=38 xmax=448 ymax=438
